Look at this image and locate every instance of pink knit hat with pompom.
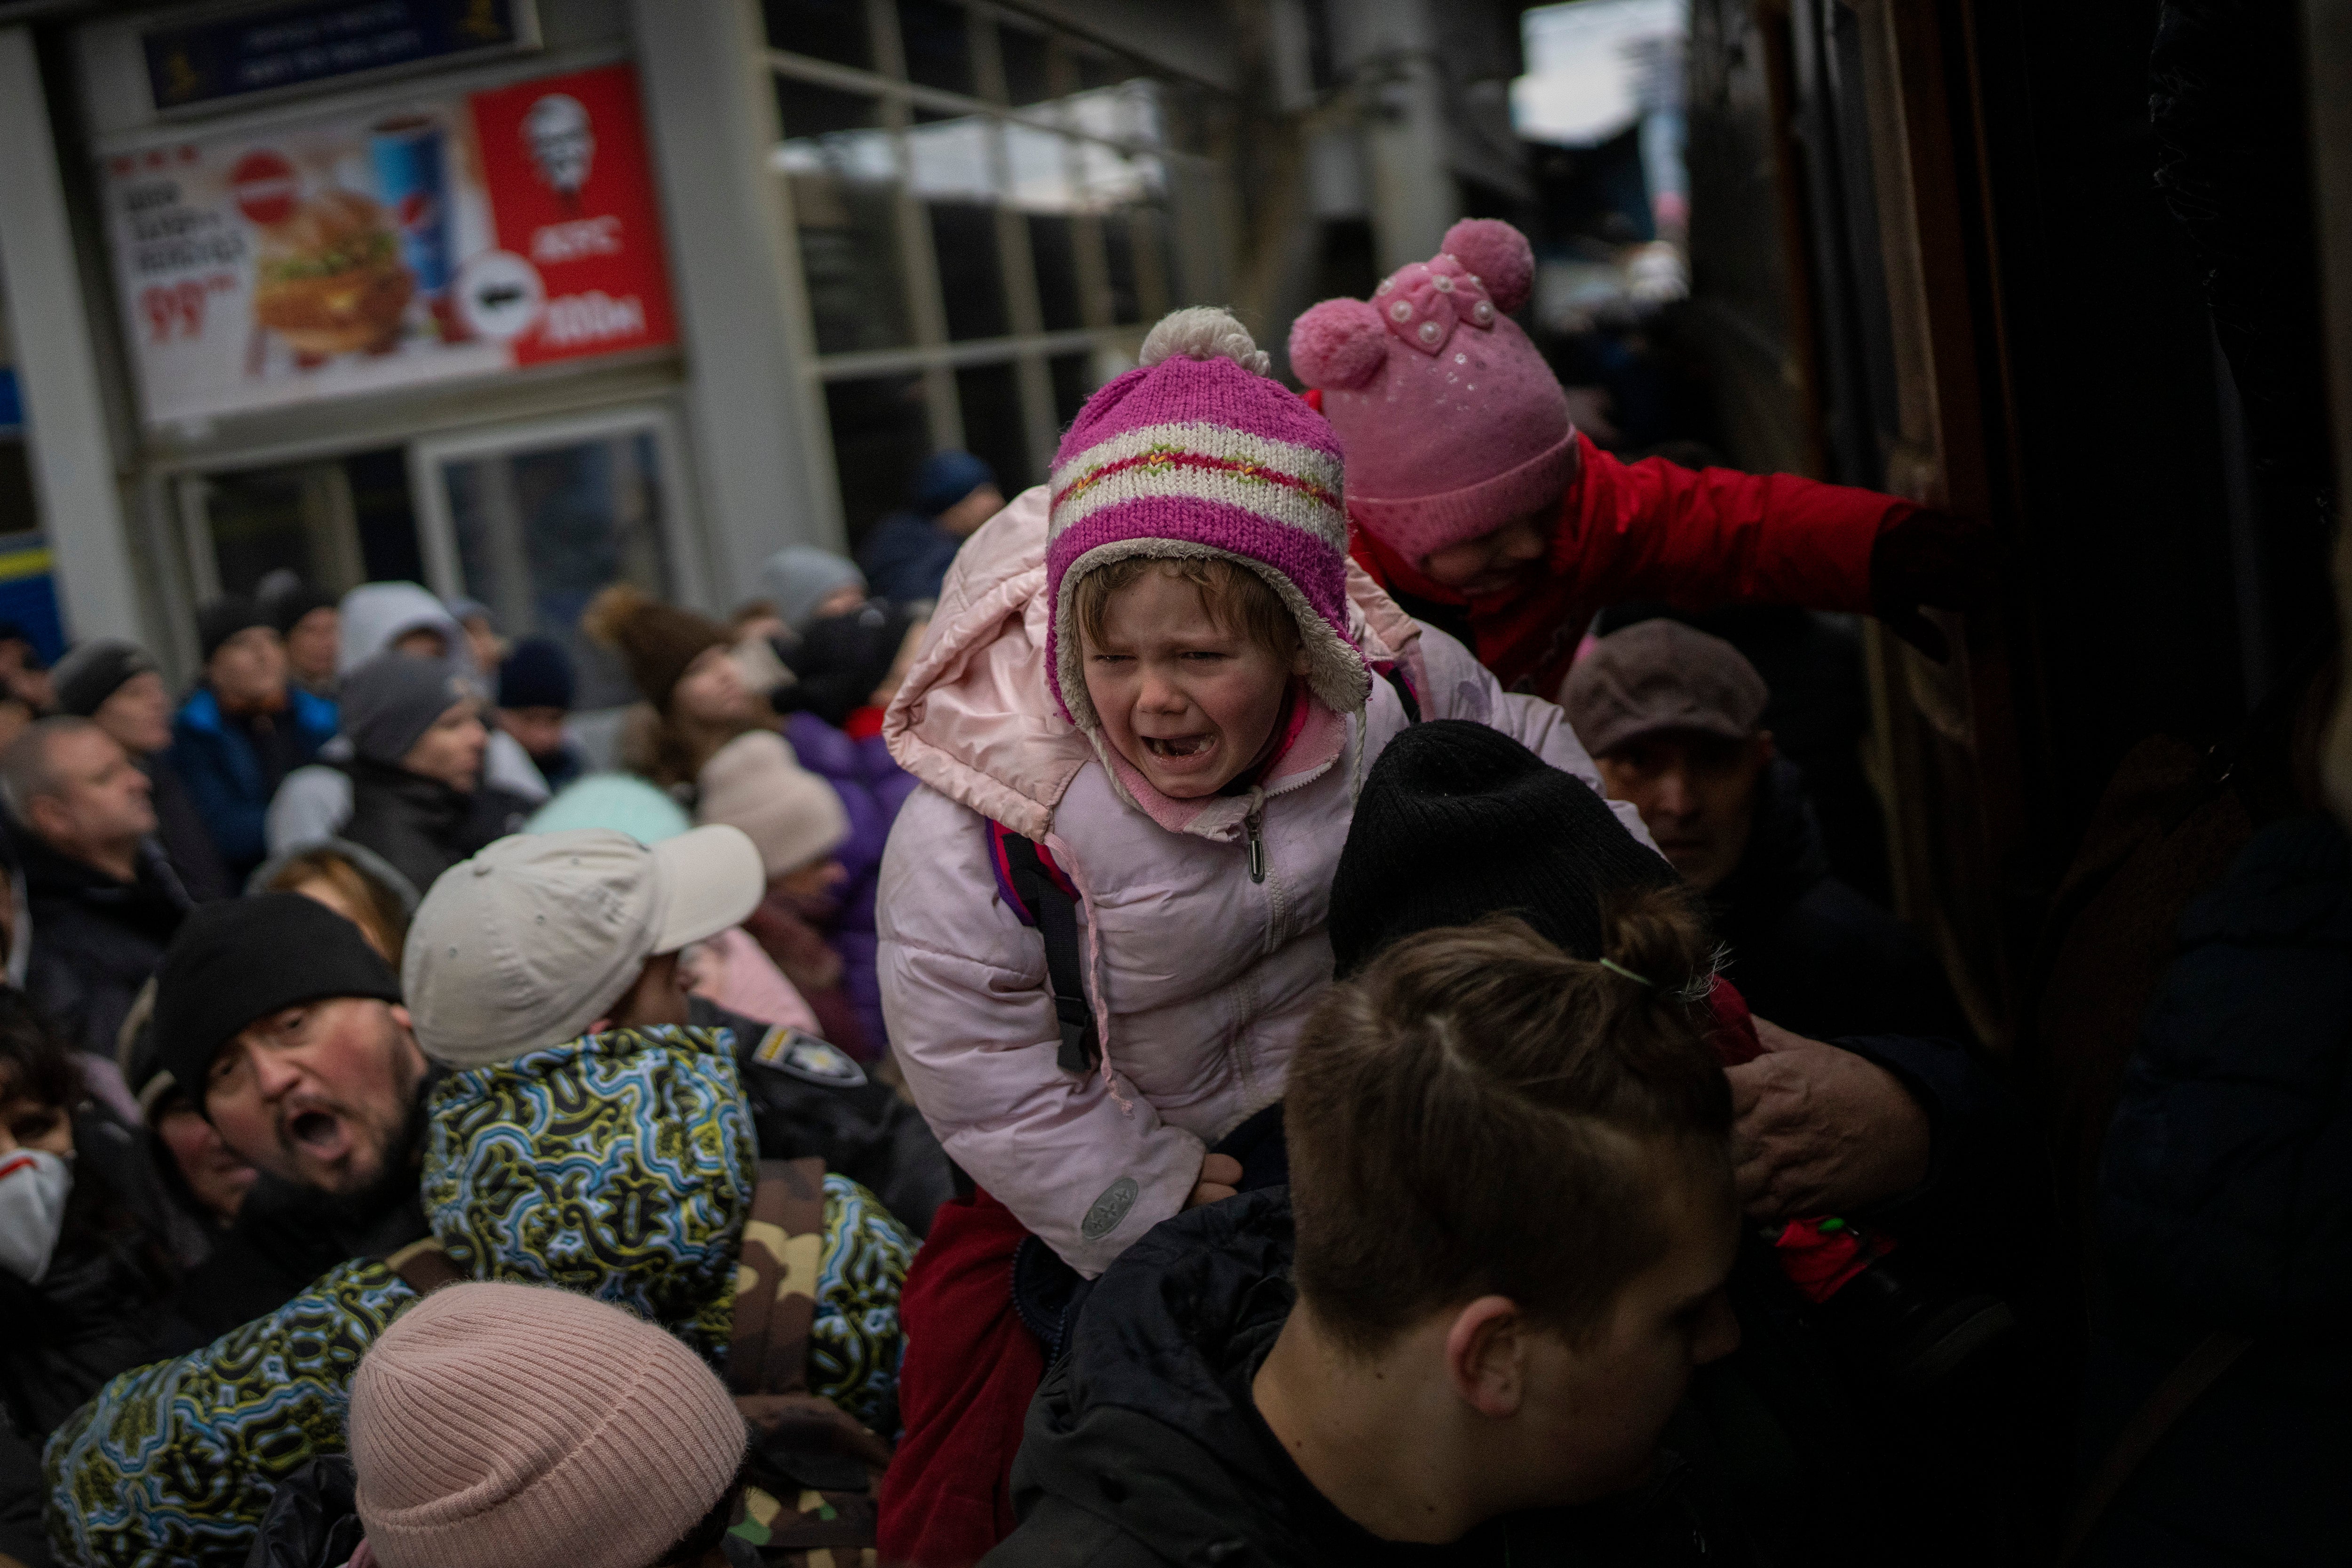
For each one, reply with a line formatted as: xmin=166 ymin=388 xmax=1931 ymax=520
xmin=1046 ymin=307 xmax=1370 ymax=734
xmin=1289 ymin=218 xmax=1579 ymax=562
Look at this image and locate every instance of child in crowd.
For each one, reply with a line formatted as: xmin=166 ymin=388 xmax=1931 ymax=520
xmin=1289 ymin=218 xmax=1992 ymax=696
xmin=873 ymin=305 xmax=1641 ymax=1563
xmin=994 ymin=911 xmax=1745 ymax=1566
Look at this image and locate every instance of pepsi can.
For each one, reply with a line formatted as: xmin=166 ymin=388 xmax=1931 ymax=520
xmin=369 ymin=115 xmax=451 ymax=296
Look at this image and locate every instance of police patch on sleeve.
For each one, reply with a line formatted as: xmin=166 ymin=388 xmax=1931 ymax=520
xmin=750 ymin=1027 xmax=868 ymax=1088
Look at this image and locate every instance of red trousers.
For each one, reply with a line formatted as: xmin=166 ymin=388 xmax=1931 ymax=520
xmin=876 ymin=1189 xmax=1043 ymax=1567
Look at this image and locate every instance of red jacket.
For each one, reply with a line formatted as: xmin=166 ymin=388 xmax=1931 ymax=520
xmin=1349 ymin=432 xmax=1910 ymax=697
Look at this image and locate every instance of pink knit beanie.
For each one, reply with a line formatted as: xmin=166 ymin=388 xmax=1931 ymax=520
xmin=349 ymin=1281 xmax=745 ymax=1568
xmin=1288 ymin=218 xmax=1579 ymax=561
xmin=1046 ymin=306 xmax=1371 ymax=733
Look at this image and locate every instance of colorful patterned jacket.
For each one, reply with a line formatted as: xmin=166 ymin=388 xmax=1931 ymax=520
xmin=43 ymin=1026 xmax=915 ymax=1568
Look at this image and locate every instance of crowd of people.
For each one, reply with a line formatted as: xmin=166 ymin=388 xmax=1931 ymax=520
xmin=0 ymin=218 xmax=2336 ymax=1568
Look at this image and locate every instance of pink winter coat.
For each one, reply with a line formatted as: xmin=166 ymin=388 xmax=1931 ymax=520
xmin=877 ymin=486 xmax=1650 ymax=1274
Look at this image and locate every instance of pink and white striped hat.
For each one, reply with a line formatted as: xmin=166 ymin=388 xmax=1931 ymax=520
xmin=1045 ymin=307 xmax=1370 ymax=736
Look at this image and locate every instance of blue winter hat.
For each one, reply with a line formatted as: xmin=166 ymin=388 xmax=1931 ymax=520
xmin=909 ymin=449 xmax=997 ymax=517
xmin=498 ymin=637 xmax=576 ymax=711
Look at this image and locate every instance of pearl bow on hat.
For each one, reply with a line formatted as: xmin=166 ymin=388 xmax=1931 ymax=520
xmin=1371 ymin=252 xmax=1500 ymax=356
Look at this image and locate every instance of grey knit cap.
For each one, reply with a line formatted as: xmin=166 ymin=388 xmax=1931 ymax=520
xmin=760 ymin=547 xmax=867 ymax=634
xmin=342 ymin=653 xmax=477 ymax=767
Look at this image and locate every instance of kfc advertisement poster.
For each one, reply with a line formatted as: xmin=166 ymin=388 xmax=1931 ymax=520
xmin=101 ymin=63 xmax=676 ymax=426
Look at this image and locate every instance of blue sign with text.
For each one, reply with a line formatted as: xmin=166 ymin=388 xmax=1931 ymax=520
xmin=143 ymin=0 xmax=525 ymax=111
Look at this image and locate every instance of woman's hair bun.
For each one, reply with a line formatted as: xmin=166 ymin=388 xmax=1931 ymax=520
xmin=1287 ymin=298 xmax=1389 ymax=390
xmin=1439 ymin=218 xmax=1534 ymax=314
xmin=1139 ymin=307 xmax=1271 ymax=377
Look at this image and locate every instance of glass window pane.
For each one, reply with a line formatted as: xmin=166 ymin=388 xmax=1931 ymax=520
xmin=1027 ymin=215 xmax=1082 ymax=331
xmin=201 ymin=449 xmax=412 ymax=598
xmin=930 ymin=202 xmax=1009 ymax=340
xmin=1103 ymin=211 xmax=1140 ymax=325
xmin=443 ymin=432 xmax=670 ymax=711
xmin=774 ymin=82 xmax=913 ymax=354
xmin=826 ymin=374 xmax=931 ymax=545
xmin=999 ymin=23 xmax=1054 ymax=106
xmin=763 ymin=0 xmax=873 ymax=71
xmin=954 ymin=361 xmax=1030 ymax=493
xmin=907 ymin=112 xmax=1000 ymax=201
xmin=1049 ymin=350 xmax=1100 ymax=430
xmin=1004 ymin=123 xmax=1076 ymax=209
xmin=897 ymin=0 xmax=973 ymax=96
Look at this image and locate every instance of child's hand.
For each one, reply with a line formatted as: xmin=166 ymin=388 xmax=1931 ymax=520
xmin=1185 ymin=1153 xmax=1243 ymax=1209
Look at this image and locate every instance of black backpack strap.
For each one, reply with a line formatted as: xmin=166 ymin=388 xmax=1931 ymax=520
xmin=1000 ymin=833 xmax=1102 ymax=1075
xmin=1380 ymin=662 xmax=1422 ymax=724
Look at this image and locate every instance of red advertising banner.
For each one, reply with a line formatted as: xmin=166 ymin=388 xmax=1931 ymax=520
xmin=100 ymin=62 xmax=678 ymax=426
xmin=468 ymin=64 xmax=675 ymax=366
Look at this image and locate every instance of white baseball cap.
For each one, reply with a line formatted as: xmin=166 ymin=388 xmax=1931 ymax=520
xmin=402 ymin=827 xmax=764 ymax=1067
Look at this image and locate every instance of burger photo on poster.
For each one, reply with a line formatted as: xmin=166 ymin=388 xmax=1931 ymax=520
xmin=249 ymin=188 xmax=413 ymax=357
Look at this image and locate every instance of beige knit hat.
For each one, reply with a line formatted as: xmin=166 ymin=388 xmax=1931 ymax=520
xmin=349 ymin=1281 xmax=745 ymax=1568
xmin=695 ymin=730 xmax=850 ymax=878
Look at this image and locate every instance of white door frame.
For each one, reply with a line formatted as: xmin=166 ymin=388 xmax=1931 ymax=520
xmin=405 ymin=402 xmax=710 ymax=614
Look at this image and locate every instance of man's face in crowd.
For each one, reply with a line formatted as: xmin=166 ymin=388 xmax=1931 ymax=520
xmin=31 ymin=727 xmax=157 ymax=857
xmin=1498 ymin=1168 xmax=1742 ymax=1506
xmin=1595 ymin=730 xmax=1774 ymax=893
xmin=1418 ymin=504 xmax=1555 ymax=599
xmin=402 ymin=700 xmax=489 ymax=792
xmin=499 ymin=705 xmax=569 ymax=761
xmin=209 ymin=626 xmax=289 ymax=710
xmin=203 ymin=997 xmax=427 ymax=1195
xmin=392 ymin=627 xmax=449 ymax=660
xmin=285 ymin=607 xmax=339 ymax=685
xmin=95 ymin=670 xmax=173 ymax=757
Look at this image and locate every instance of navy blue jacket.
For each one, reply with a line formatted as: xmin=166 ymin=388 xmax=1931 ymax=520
xmin=165 ymin=685 xmax=337 ymax=879
xmin=2082 ymin=815 xmax=2352 ymax=1564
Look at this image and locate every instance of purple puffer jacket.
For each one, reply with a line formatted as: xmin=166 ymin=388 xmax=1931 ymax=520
xmin=785 ymin=711 xmax=920 ymax=1054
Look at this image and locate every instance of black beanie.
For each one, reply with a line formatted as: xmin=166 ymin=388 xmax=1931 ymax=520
xmin=774 ymin=599 xmax=911 ymax=727
xmin=51 ymin=638 xmax=157 ymax=717
xmin=1328 ymin=720 xmax=1677 ymax=978
xmin=196 ymin=597 xmax=271 ymax=663
xmin=265 ymin=580 xmax=338 ymax=635
xmin=498 ymin=637 xmax=576 ymax=710
xmin=153 ymin=893 xmax=404 ymax=1108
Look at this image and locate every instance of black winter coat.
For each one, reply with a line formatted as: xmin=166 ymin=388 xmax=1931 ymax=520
xmin=339 ymin=759 xmax=532 ymax=902
xmin=2081 ymin=814 xmax=2352 ymax=1564
xmin=988 ymin=1191 xmax=1761 ymax=1568
xmin=15 ymin=832 xmax=191 ymax=1060
xmin=145 ymin=755 xmax=231 ymax=904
